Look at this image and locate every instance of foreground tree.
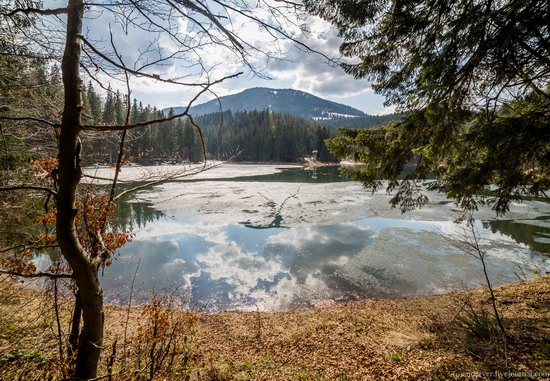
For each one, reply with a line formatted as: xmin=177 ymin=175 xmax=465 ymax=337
xmin=304 ymin=0 xmax=550 ymax=215
xmin=1 ymin=1 xmax=320 ymax=378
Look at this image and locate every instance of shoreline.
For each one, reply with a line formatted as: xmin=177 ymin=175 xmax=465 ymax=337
xmin=82 ymin=161 xmax=303 ymax=184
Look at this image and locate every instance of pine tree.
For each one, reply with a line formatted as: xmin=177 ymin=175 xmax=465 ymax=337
xmin=305 ymin=0 xmax=550 ymax=214
xmin=86 ymin=82 xmax=103 ymax=123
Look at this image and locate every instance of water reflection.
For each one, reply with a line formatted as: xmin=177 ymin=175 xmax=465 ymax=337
xmin=106 ymin=216 xmax=380 ymax=310
xmin=115 ymin=194 xmax=165 ymax=231
xmin=98 ymin=167 xmax=550 ymax=312
xmin=103 ymin=212 xmax=549 ymax=312
xmin=488 ymin=217 xmax=550 ymax=255
xmin=220 ymin=165 xmax=348 ymax=184
xmin=264 ymin=224 xmax=374 ymax=283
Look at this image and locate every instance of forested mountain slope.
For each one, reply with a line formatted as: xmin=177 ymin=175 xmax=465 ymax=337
xmin=166 ymin=87 xmax=365 ymax=120
xmin=0 ymin=61 xmax=392 ymax=166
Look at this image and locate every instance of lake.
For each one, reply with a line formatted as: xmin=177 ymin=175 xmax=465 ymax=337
xmin=90 ymin=164 xmax=550 ymax=312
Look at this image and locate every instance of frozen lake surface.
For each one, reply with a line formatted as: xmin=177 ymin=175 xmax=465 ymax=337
xmin=96 ymin=164 xmax=550 ymax=312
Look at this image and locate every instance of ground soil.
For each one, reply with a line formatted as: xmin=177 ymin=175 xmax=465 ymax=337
xmin=1 ymin=275 xmax=549 ymax=380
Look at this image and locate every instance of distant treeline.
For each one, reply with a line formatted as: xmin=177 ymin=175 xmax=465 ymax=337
xmin=195 ymin=110 xmax=336 ymax=163
xmin=85 ymin=104 xmax=402 ymax=165
xmin=82 ymin=95 xmax=340 ymax=164
xmin=80 ymin=82 xmax=394 ymax=164
xmin=0 ymin=60 xmax=399 ymax=168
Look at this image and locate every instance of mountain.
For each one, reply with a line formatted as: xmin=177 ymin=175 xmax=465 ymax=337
xmin=164 ymin=87 xmax=366 ymax=120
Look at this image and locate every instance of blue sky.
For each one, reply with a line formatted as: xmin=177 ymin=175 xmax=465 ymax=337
xmin=43 ymin=0 xmax=392 ymax=115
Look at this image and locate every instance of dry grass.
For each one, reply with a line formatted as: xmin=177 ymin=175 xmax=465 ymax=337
xmin=1 ymin=275 xmax=549 ymax=380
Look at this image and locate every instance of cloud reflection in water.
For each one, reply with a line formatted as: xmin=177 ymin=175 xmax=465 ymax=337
xmin=104 ymin=219 xmax=380 ymax=311
xmin=102 ymin=215 xmax=549 ymax=312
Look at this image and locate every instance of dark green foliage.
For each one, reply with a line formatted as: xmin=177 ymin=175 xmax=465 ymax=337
xmin=0 ymin=56 xmax=62 ymax=171
xmin=199 ymin=110 xmax=338 ymax=163
xmin=436 ymin=93 xmax=550 ymax=214
xmin=306 ymin=0 xmax=550 ymax=215
xmin=86 ymin=81 xmax=103 ymax=122
xmin=82 ymin=103 xmax=337 ymax=164
xmin=0 ymin=61 xmax=383 ymax=169
xmin=305 ymin=0 xmax=549 ymax=110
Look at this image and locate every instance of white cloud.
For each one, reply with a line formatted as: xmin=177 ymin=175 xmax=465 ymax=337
xmin=76 ymin=2 xmax=389 ymax=114
xmin=42 ymin=0 xmax=390 ymax=113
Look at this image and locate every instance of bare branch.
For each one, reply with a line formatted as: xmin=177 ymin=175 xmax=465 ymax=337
xmin=0 ymin=186 xmax=57 ymax=197
xmin=102 ymin=26 xmax=133 ymax=235
xmin=81 ymin=71 xmax=242 ymax=131
xmin=187 ymin=114 xmax=207 ymax=171
xmin=0 ymin=269 xmax=73 ymax=279
xmin=0 ymin=243 xmax=59 ymax=254
xmin=81 ymin=35 xmax=236 ymax=87
xmin=0 ymin=116 xmax=59 ymax=128
xmin=173 ymin=0 xmax=243 ymax=49
xmin=82 ymin=173 xmax=129 ymax=183
xmin=5 ymin=7 xmax=68 ymax=17
xmin=113 ymin=161 xmax=224 ymax=201
xmin=211 ymin=0 xmax=335 ymax=62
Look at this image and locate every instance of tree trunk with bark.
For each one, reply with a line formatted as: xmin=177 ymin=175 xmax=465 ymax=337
xmin=56 ymin=0 xmax=104 ymax=379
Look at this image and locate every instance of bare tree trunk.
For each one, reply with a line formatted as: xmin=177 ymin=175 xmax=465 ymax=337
xmin=57 ymin=0 xmax=104 ymax=379
xmin=68 ymin=290 xmax=82 ymax=358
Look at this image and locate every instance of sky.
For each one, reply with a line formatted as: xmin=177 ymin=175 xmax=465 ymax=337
xmin=43 ymin=0 xmax=392 ymax=115
xmin=123 ymin=15 xmax=391 ymax=115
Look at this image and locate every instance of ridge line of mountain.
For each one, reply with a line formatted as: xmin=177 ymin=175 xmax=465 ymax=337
xmin=163 ymin=87 xmax=367 ymax=120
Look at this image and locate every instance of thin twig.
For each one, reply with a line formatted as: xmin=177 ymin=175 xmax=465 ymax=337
xmin=52 ymin=276 xmax=65 ymax=366
xmin=123 ymin=258 xmax=140 ymax=367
